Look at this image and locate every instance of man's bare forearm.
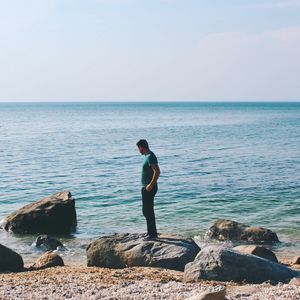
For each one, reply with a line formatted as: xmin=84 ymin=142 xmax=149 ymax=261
xmin=147 ymin=165 xmax=160 ymax=190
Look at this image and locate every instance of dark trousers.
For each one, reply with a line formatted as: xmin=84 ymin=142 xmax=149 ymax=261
xmin=141 ymin=185 xmax=158 ymax=237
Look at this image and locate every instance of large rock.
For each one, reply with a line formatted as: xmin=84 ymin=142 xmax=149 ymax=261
xmin=35 ymin=235 xmax=64 ymax=251
xmin=29 ymin=251 xmax=64 ymax=270
xmin=233 ymin=245 xmax=278 ymax=263
xmin=206 ymin=219 xmax=279 ymax=243
xmin=0 ymin=244 xmax=24 ymax=272
xmin=1 ymin=191 xmax=77 ymax=234
xmin=184 ymin=245 xmax=296 ymax=284
xmin=87 ymin=233 xmax=200 ymax=271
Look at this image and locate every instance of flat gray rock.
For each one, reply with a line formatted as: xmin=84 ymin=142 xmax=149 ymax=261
xmin=184 ymin=245 xmax=296 ymax=283
xmin=0 ymin=244 xmax=24 ymax=272
xmin=206 ymin=219 xmax=279 ymax=243
xmin=1 ymin=191 xmax=77 ymax=234
xmin=87 ymin=233 xmax=200 ymax=271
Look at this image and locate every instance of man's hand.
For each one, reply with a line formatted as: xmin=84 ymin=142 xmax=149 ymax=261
xmin=146 ymin=184 xmax=153 ymax=192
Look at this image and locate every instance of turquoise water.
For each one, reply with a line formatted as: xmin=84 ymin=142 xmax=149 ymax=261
xmin=0 ymin=102 xmax=299 ymax=263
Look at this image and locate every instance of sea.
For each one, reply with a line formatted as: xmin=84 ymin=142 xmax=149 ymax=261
xmin=0 ymin=102 xmax=299 ymax=264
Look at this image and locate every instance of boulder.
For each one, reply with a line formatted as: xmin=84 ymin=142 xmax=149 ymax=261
xmin=206 ymin=219 xmax=279 ymax=243
xmin=1 ymin=191 xmax=77 ymax=234
xmin=86 ymin=233 xmax=200 ymax=271
xmin=186 ymin=286 xmax=226 ymax=300
xmin=0 ymin=244 xmax=24 ymax=272
xmin=29 ymin=251 xmax=64 ymax=270
xmin=184 ymin=245 xmax=296 ymax=284
xmin=35 ymin=235 xmax=64 ymax=251
xmin=233 ymin=245 xmax=278 ymax=263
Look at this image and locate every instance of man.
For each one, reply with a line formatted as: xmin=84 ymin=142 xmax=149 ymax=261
xmin=136 ymin=139 xmax=160 ymax=240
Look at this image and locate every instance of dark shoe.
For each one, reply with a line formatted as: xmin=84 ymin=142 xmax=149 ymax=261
xmin=142 ymin=235 xmax=157 ymax=241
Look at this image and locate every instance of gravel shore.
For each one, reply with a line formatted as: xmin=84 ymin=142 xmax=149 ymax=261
xmin=0 ymin=264 xmax=299 ymax=300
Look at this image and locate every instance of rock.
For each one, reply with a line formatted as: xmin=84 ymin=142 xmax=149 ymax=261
xmin=184 ymin=245 xmax=296 ymax=284
xmin=206 ymin=219 xmax=279 ymax=243
xmin=233 ymin=245 xmax=278 ymax=263
xmin=86 ymin=233 xmax=200 ymax=271
xmin=0 ymin=244 xmax=24 ymax=272
xmin=35 ymin=235 xmax=64 ymax=251
xmin=1 ymin=191 xmax=77 ymax=234
xmin=29 ymin=251 xmax=64 ymax=270
xmin=289 ymin=277 xmax=300 ymax=286
xmin=186 ymin=286 xmax=226 ymax=300
xmin=292 ymin=256 xmax=300 ymax=265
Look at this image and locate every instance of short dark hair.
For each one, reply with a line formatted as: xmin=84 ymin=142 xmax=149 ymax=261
xmin=136 ymin=139 xmax=149 ymax=149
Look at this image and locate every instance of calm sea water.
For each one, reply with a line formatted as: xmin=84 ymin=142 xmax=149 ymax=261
xmin=0 ymin=102 xmax=299 ymax=263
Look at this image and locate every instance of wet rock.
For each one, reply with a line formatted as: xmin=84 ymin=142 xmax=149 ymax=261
xmin=0 ymin=244 xmax=24 ymax=272
xmin=184 ymin=245 xmax=296 ymax=284
xmin=1 ymin=191 xmax=77 ymax=234
xmin=206 ymin=219 xmax=279 ymax=243
xmin=233 ymin=245 xmax=278 ymax=263
xmin=86 ymin=233 xmax=200 ymax=271
xmin=35 ymin=235 xmax=64 ymax=251
xmin=29 ymin=251 xmax=64 ymax=270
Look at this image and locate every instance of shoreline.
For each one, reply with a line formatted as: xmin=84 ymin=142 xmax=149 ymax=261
xmin=1 ymin=229 xmax=299 ymax=267
xmin=11 ymin=237 xmax=300 ymax=267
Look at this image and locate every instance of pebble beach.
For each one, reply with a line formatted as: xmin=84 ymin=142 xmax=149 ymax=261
xmin=0 ymin=264 xmax=299 ymax=300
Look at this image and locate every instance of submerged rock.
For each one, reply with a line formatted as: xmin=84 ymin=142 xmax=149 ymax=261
xmin=29 ymin=251 xmax=64 ymax=270
xmin=206 ymin=219 xmax=279 ymax=243
xmin=0 ymin=244 xmax=24 ymax=272
xmin=233 ymin=245 xmax=278 ymax=263
xmin=184 ymin=245 xmax=296 ymax=284
xmin=1 ymin=191 xmax=77 ymax=234
xmin=86 ymin=233 xmax=200 ymax=271
xmin=35 ymin=235 xmax=64 ymax=251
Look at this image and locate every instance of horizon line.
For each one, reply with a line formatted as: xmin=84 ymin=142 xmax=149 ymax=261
xmin=0 ymin=100 xmax=300 ymax=104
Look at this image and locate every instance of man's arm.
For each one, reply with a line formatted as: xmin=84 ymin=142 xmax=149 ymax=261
xmin=146 ymin=164 xmax=160 ymax=192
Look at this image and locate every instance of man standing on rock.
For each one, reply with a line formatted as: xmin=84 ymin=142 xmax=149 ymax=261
xmin=136 ymin=139 xmax=160 ymax=241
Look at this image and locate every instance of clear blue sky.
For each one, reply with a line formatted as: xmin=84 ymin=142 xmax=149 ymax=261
xmin=0 ymin=0 xmax=300 ymax=101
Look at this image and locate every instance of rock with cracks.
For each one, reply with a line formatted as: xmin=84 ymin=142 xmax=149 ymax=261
xmin=184 ymin=245 xmax=296 ymax=284
xmin=87 ymin=233 xmax=200 ymax=271
xmin=1 ymin=191 xmax=77 ymax=234
xmin=206 ymin=219 xmax=279 ymax=243
xmin=0 ymin=244 xmax=24 ymax=272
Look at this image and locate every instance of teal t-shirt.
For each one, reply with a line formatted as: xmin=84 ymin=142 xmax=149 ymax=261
xmin=141 ymin=151 xmax=158 ymax=186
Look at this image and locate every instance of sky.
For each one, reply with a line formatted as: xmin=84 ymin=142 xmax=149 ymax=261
xmin=0 ymin=0 xmax=300 ymax=102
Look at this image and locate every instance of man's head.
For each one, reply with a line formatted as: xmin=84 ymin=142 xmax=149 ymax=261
xmin=136 ymin=139 xmax=149 ymax=155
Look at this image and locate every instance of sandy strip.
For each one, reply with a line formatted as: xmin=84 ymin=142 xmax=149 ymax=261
xmin=0 ymin=265 xmax=299 ymax=300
